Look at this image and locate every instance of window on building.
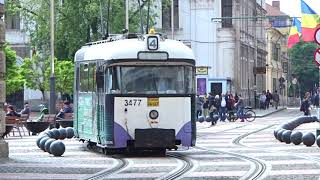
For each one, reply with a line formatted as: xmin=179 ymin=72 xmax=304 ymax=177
xmin=5 ymin=12 xmax=20 ymax=30
xmin=272 ymin=43 xmax=279 ymax=61
xmin=273 ymin=78 xmax=277 ymax=92
xmin=221 ymin=0 xmax=232 ymax=28
xmin=162 ymin=0 xmax=179 ymax=30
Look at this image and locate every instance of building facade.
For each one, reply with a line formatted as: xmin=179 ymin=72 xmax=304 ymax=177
xmin=157 ymin=0 xmax=267 ymax=106
xmin=266 ymin=1 xmax=291 ymax=106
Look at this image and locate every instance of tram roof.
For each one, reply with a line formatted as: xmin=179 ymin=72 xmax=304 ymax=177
xmin=74 ymin=38 xmax=195 ymax=62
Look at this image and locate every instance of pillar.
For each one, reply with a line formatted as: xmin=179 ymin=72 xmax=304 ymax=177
xmin=0 ymin=1 xmax=9 ymax=158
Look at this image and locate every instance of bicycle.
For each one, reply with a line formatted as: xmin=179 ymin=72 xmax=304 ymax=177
xmin=227 ymin=106 xmax=256 ymax=122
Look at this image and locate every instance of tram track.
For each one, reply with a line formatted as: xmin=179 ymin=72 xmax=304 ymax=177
xmin=157 ymin=152 xmax=194 ymax=180
xmin=195 ymin=124 xmax=271 ymax=180
xmin=234 ymin=122 xmax=320 ymax=178
xmin=83 ymin=157 xmax=129 ymax=180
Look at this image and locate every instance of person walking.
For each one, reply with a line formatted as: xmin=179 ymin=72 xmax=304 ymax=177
xmin=219 ymin=94 xmax=227 ymax=122
xmin=235 ymin=94 xmax=245 ymax=122
xmin=266 ymin=90 xmax=272 ymax=109
xmin=300 ymin=92 xmax=311 ymax=116
xmin=272 ymin=90 xmax=280 ymax=110
xmin=202 ymin=94 xmax=209 ymax=118
xmin=196 ymin=95 xmax=203 ymax=119
xmin=259 ymin=91 xmax=267 ymax=110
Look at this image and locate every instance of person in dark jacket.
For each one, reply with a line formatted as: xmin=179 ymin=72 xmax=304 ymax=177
xmin=272 ymin=90 xmax=280 ymax=109
xmin=266 ymin=90 xmax=272 ymax=109
xmin=6 ymin=105 xmax=21 ymax=117
xmin=20 ymin=102 xmax=31 ymax=116
xmin=235 ymin=94 xmax=245 ymax=122
xmin=301 ymin=92 xmax=311 ymax=116
xmin=56 ymin=101 xmax=73 ymax=119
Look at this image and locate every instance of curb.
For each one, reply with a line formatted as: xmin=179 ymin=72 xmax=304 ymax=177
xmin=256 ymin=107 xmax=287 ymax=118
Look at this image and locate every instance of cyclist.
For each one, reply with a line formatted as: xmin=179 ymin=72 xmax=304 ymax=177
xmin=235 ymin=94 xmax=245 ymax=122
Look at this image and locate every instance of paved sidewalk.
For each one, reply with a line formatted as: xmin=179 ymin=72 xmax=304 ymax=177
xmin=254 ymin=107 xmax=286 ymax=118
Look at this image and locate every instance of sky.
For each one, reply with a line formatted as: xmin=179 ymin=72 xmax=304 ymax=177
xmin=266 ymin=0 xmax=320 ymax=17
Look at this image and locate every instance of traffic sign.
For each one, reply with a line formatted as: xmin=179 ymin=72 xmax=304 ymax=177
xmin=314 ymin=48 xmax=320 ymax=66
xmin=315 ymin=28 xmax=320 ymax=45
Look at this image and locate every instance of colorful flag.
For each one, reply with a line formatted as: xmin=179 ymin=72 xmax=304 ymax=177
xmin=301 ymin=0 xmax=320 ymax=42
xmin=288 ymin=18 xmax=302 ymax=48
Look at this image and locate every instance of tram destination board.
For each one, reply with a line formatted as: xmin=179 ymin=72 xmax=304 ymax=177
xmin=147 ymin=98 xmax=159 ymax=107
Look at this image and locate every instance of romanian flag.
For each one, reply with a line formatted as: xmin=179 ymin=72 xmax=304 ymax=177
xmin=301 ymin=0 xmax=320 ymax=42
xmin=288 ymin=18 xmax=302 ymax=48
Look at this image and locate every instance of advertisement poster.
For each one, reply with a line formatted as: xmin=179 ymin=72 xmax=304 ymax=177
xmin=197 ymin=78 xmax=206 ymax=95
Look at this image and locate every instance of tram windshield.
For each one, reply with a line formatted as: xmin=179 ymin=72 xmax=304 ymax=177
xmin=106 ymin=66 xmax=194 ymax=94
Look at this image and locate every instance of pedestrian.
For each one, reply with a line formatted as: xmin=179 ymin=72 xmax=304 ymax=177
xmin=219 ymin=94 xmax=227 ymax=122
xmin=196 ymin=95 xmax=203 ymax=119
xmin=6 ymin=105 xmax=21 ymax=117
xmin=234 ymin=93 xmax=239 ymax=103
xmin=56 ymin=100 xmax=73 ymax=119
xmin=259 ymin=91 xmax=267 ymax=110
xmin=227 ymin=93 xmax=235 ymax=121
xmin=20 ymin=102 xmax=31 ymax=116
xmin=266 ymin=90 xmax=272 ymax=109
xmin=300 ymin=92 xmax=311 ymax=116
xmin=313 ymin=88 xmax=320 ymax=108
xmin=202 ymin=94 xmax=209 ymax=118
xmin=272 ymin=90 xmax=280 ymax=110
xmin=235 ymin=94 xmax=245 ymax=122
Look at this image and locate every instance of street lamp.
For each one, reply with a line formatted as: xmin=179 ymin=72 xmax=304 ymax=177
xmin=49 ymin=0 xmax=55 ymax=115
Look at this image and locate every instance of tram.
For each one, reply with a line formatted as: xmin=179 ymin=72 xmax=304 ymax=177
xmin=74 ymin=29 xmax=196 ymax=154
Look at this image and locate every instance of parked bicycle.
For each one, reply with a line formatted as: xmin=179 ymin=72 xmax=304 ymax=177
xmin=227 ymin=106 xmax=256 ymax=122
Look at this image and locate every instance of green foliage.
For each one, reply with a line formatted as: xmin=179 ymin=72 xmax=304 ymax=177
xmin=4 ymin=46 xmax=24 ymax=95
xmin=45 ymin=60 xmax=74 ymax=95
xmin=20 ymin=55 xmax=49 ymax=99
xmin=289 ymin=42 xmax=319 ymax=95
xmin=6 ymin=0 xmax=160 ymax=60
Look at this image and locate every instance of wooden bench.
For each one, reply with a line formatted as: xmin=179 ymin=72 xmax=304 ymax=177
xmin=56 ymin=113 xmax=74 ymax=128
xmin=5 ymin=116 xmax=22 ymax=138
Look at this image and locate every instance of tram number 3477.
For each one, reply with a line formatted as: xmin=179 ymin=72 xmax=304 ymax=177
xmin=124 ymin=99 xmax=142 ymax=106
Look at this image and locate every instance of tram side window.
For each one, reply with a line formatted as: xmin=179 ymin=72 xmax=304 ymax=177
xmin=80 ymin=64 xmax=89 ymax=92
xmin=88 ymin=64 xmax=96 ymax=92
xmin=79 ymin=63 xmax=96 ymax=92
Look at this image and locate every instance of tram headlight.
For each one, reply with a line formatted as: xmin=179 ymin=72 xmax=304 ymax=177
xmin=149 ymin=110 xmax=159 ymax=119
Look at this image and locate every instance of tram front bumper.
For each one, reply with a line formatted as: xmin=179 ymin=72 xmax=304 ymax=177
xmin=134 ymin=128 xmax=176 ymax=148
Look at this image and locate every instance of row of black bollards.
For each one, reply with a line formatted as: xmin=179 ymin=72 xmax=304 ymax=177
xmin=274 ymin=116 xmax=320 ymax=147
xmin=36 ymin=127 xmax=75 ymax=156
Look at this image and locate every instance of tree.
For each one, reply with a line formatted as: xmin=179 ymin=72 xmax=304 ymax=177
xmin=289 ymin=42 xmax=319 ymax=96
xmin=6 ymin=0 xmax=161 ymax=60
xmin=20 ymin=55 xmax=49 ymax=100
xmin=4 ymin=45 xmax=24 ymax=95
xmin=45 ymin=60 xmax=74 ymax=96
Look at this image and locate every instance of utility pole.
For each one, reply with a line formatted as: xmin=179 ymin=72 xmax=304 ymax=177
xmin=0 ymin=0 xmax=8 ymax=157
xmin=126 ymin=0 xmax=129 ymax=31
xmin=171 ymin=0 xmax=174 ymax=39
xmin=49 ymin=0 xmax=56 ymax=115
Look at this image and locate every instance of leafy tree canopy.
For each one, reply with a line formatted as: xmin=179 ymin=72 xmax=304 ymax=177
xmin=289 ymin=42 xmax=319 ymax=96
xmin=6 ymin=0 xmax=161 ymax=60
xmin=4 ymin=45 xmax=24 ymax=95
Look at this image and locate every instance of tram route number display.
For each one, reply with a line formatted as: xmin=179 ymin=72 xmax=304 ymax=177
xmin=147 ymin=98 xmax=159 ymax=107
